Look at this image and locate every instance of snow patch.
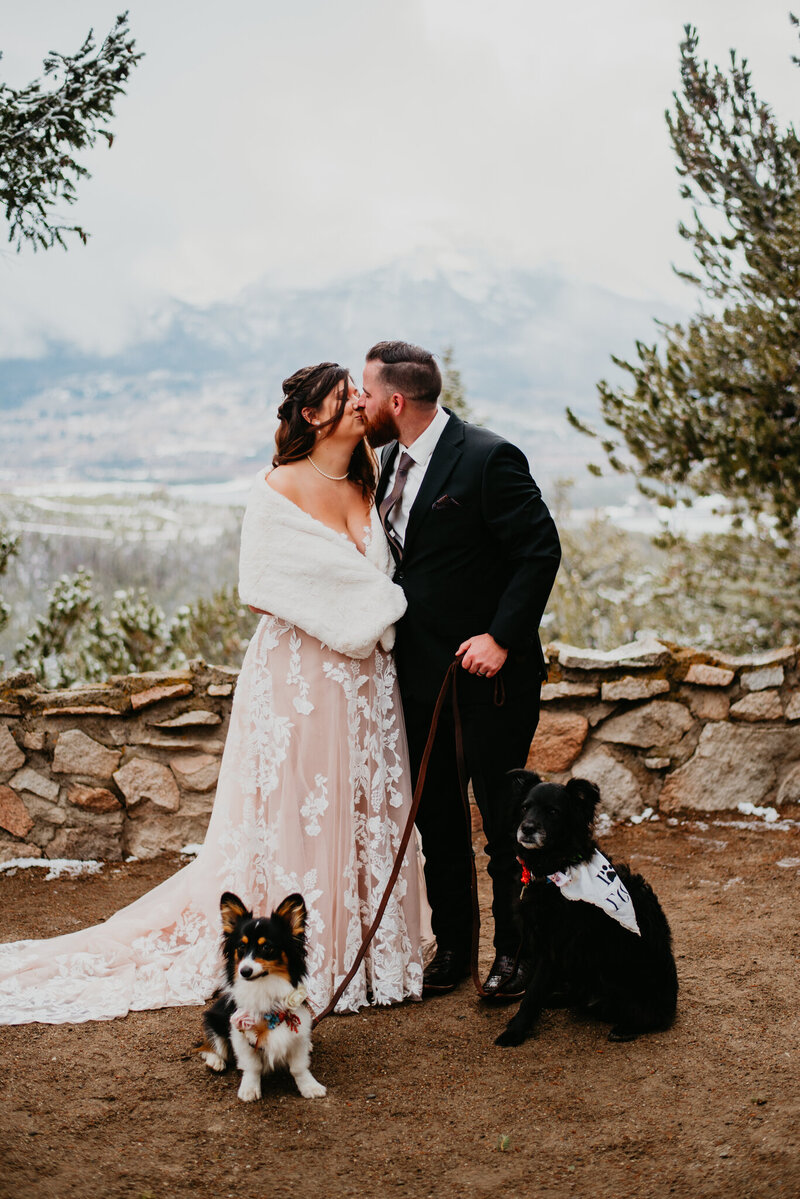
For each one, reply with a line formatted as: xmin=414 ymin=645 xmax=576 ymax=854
xmin=0 ymin=858 xmax=103 ymax=880
xmin=712 ymin=819 xmax=800 ymax=833
xmin=737 ymin=803 xmax=779 ymax=823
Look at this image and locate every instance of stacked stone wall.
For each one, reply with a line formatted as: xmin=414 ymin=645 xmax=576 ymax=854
xmin=528 ymin=638 xmax=800 ymax=819
xmin=1 ymin=640 xmax=798 ymax=862
xmin=0 ymin=662 xmax=236 ymax=864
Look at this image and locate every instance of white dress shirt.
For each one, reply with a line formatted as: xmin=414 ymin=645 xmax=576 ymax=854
xmin=383 ymin=406 xmax=451 ymax=545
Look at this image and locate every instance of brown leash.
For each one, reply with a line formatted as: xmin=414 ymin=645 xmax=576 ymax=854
xmin=312 ymin=658 xmax=490 ymax=1025
xmin=450 ymin=659 xmax=492 ymax=1001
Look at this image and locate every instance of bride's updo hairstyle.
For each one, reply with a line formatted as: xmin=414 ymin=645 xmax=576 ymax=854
xmin=273 ymin=362 xmax=376 ymax=500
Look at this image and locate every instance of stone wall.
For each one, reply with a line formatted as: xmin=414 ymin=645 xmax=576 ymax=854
xmin=0 ymin=662 xmax=237 ymax=864
xmin=528 ymin=638 xmax=800 ymax=820
xmin=1 ymin=640 xmax=798 ymax=863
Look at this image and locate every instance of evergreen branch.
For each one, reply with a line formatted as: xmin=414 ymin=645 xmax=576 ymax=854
xmin=0 ymin=11 xmax=144 ymax=251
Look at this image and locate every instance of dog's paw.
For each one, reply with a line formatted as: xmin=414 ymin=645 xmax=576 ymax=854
xmin=495 ymin=1025 xmax=528 ymax=1048
xmin=237 ymin=1075 xmax=262 ymax=1102
xmin=296 ymin=1075 xmax=327 ymax=1099
xmin=200 ymin=1050 xmax=228 ymax=1073
xmin=608 ymin=1026 xmax=639 ymax=1043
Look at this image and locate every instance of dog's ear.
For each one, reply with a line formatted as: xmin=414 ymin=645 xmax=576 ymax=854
xmin=220 ymin=892 xmax=250 ymax=935
xmin=275 ymin=893 xmax=307 ymax=942
xmin=566 ymin=777 xmax=601 ymax=821
xmin=507 ymin=768 xmax=540 ymax=800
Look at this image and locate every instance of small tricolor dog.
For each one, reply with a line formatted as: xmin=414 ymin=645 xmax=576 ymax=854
xmin=200 ymin=891 xmax=326 ymax=1101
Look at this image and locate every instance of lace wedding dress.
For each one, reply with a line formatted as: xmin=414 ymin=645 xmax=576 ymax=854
xmin=0 ymin=505 xmax=430 ymax=1025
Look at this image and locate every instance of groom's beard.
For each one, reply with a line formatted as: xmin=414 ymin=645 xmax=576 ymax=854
xmin=364 ymin=404 xmax=401 ymax=448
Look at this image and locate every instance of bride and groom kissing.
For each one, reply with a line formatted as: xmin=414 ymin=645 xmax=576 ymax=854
xmin=0 ymin=339 xmax=561 ymax=1028
xmin=242 ymin=338 xmax=562 ymax=1003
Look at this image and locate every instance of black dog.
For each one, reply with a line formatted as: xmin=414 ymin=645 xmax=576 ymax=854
xmin=496 ymin=771 xmax=678 ymax=1047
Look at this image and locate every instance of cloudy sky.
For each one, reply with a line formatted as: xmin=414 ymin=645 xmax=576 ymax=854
xmin=1 ymin=0 xmax=798 ymax=358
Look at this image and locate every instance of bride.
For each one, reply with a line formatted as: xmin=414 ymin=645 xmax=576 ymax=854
xmin=0 ymin=362 xmax=430 ymax=1024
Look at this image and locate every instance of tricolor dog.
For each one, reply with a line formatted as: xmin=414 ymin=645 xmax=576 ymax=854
xmin=200 ymin=891 xmax=326 ymax=1100
xmin=496 ymin=771 xmax=678 ymax=1047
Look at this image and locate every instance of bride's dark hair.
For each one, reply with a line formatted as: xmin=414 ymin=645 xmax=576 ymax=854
xmin=273 ymin=362 xmax=376 ymax=500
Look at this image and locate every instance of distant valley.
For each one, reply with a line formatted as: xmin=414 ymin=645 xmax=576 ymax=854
xmin=1 ymin=254 xmax=681 ymax=510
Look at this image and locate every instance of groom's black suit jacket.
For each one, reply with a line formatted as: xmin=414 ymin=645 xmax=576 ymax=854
xmin=377 ymin=411 xmax=561 ymax=708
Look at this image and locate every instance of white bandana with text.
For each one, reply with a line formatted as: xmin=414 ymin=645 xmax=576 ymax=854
xmin=548 ymin=850 xmax=641 ymax=936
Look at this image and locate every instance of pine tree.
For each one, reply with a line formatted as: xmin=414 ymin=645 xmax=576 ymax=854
xmin=107 ymin=588 xmax=173 ymax=673
xmin=650 ymin=527 xmax=800 ymax=651
xmin=11 ymin=569 xmax=258 ymax=683
xmin=440 ymin=346 xmax=474 ymax=420
xmin=0 ymin=527 xmax=19 ymax=670
xmin=571 ymin=18 xmax=800 ymax=535
xmin=0 ymin=11 xmax=143 ymax=251
xmin=169 ymin=586 xmax=258 ymax=669
xmin=14 ymin=568 xmax=118 ymax=685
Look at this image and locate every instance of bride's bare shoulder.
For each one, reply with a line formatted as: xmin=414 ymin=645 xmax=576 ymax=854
xmin=265 ymin=463 xmax=305 ymax=501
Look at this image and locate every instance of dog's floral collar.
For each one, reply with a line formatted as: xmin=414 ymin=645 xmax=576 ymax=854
xmin=265 ymin=1009 xmax=301 ymax=1033
xmin=233 ymin=985 xmax=308 ymax=1036
xmin=285 ymin=984 xmax=307 ymax=1009
xmin=233 ymin=1007 xmax=302 ymax=1034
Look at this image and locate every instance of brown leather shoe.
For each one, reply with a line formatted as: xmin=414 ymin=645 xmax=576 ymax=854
xmin=422 ymin=948 xmax=470 ymax=995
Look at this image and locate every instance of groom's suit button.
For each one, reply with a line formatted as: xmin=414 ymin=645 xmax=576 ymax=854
xmin=397 ymin=571 xmax=405 ymax=581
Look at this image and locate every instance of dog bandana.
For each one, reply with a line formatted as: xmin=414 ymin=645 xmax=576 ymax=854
xmin=520 ymin=852 xmax=640 ymax=936
xmin=548 ymin=851 xmax=640 ymax=936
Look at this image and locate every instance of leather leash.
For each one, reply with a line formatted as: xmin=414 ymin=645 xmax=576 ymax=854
xmin=312 ymin=658 xmax=490 ymax=1025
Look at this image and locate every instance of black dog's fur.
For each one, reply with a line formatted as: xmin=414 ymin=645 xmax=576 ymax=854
xmin=496 ymin=771 xmax=678 ymax=1047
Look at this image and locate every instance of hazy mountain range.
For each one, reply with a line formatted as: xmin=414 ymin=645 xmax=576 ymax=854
xmin=1 ymin=252 xmax=681 ymax=509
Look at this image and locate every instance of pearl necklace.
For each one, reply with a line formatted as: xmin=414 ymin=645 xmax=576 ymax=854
xmin=307 ymin=455 xmax=349 ymax=481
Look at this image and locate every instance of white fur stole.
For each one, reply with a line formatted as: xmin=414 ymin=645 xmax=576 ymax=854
xmin=238 ymin=470 xmax=406 ymax=660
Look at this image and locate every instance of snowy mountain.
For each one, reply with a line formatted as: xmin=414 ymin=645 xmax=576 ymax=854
xmin=1 ymin=253 xmax=680 ymax=507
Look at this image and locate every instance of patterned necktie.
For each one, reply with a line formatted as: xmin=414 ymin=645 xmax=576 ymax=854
xmin=379 ymin=451 xmax=414 ymax=560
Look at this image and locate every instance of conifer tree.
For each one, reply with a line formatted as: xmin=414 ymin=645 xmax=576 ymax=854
xmin=0 ymin=11 xmax=143 ymax=251
xmin=14 ymin=568 xmax=117 ymax=685
xmin=440 ymin=346 xmax=474 ymax=420
xmin=169 ymin=586 xmax=258 ymax=669
xmin=571 ymin=18 xmax=800 ymax=534
xmin=0 ymin=527 xmax=19 ymax=669
xmin=108 ymin=588 xmax=173 ymax=673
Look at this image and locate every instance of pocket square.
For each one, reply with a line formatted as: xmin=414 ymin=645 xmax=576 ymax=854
xmin=431 ymin=494 xmax=461 ymax=510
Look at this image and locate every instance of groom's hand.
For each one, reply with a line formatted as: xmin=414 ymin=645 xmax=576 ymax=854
xmin=456 ymin=634 xmax=508 ymax=678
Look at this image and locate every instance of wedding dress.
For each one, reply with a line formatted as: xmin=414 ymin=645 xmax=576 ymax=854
xmin=0 ymin=478 xmax=430 ymax=1024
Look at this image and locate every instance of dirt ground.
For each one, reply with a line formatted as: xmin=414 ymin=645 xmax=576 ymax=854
xmin=1 ymin=815 xmax=800 ymax=1199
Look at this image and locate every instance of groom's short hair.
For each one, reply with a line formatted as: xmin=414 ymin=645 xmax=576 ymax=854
xmin=366 ymin=341 xmax=441 ymax=406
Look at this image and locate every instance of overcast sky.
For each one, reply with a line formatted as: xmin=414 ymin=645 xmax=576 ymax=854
xmin=1 ymin=0 xmax=799 ymax=358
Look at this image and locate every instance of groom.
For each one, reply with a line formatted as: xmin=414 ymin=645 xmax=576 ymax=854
xmin=358 ymin=341 xmax=561 ymax=998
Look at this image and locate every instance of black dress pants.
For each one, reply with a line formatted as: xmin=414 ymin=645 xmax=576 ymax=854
xmin=402 ymin=682 xmax=541 ymax=958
